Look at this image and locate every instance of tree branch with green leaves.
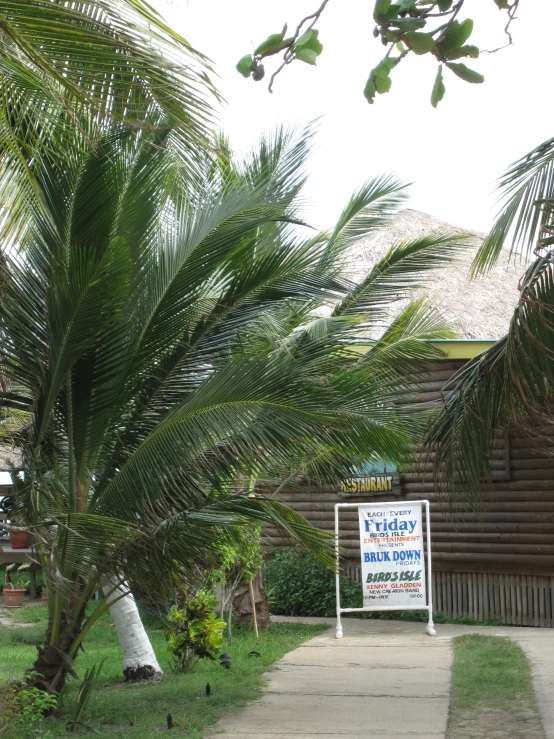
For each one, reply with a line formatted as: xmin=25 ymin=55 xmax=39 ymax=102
xmin=237 ymin=0 xmax=519 ymax=107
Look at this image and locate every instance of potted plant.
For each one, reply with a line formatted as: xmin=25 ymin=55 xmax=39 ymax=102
xmin=2 ymin=563 xmax=30 ymax=607
xmin=9 ymin=526 xmax=30 ymax=549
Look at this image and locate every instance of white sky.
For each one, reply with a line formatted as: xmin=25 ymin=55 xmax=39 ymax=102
xmin=155 ymin=0 xmax=553 ymax=235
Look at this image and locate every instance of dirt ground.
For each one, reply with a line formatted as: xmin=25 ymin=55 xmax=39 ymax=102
xmin=447 ymin=704 xmax=546 ymax=739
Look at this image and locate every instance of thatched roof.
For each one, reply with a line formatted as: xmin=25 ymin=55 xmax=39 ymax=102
xmin=0 ymin=446 xmax=22 ymax=471
xmin=344 ymin=209 xmax=524 ymax=340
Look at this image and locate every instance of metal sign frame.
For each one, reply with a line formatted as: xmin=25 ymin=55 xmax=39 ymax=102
xmin=334 ymin=500 xmax=436 ymax=639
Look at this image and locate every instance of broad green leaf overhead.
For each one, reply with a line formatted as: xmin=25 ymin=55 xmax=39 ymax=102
xmin=404 ymin=32 xmax=435 ymax=55
xmin=444 ymin=62 xmax=484 ymax=84
xmin=431 ymin=65 xmax=445 ymax=108
xmin=238 ymin=0 xmax=511 ymax=105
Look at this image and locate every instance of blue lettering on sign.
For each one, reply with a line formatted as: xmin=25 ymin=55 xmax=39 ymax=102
xmin=392 ymin=550 xmax=421 ymax=561
xmin=363 ymin=551 xmax=391 ymax=563
xmin=364 ymin=517 xmax=417 ymax=534
xmin=364 ymin=550 xmax=421 ymax=563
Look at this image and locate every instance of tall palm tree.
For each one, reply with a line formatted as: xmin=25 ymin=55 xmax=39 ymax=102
xmin=0 ymin=0 xmax=226 ymax=688
xmin=0 ymin=1 xmax=463 ymax=693
xmin=0 ymin=119 xmax=462 ymax=693
xmin=426 ymin=136 xmax=554 ymax=492
xmin=0 ymin=0 xmax=222 ymax=687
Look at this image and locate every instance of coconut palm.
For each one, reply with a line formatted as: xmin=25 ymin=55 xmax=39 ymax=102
xmin=0 ymin=0 xmax=217 ymax=251
xmin=0 ymin=0 xmax=215 ymax=135
xmin=426 ymin=136 xmax=554 ymax=492
xmin=0 ymin=119 xmax=462 ymax=693
xmin=0 ymin=0 xmax=222 ymax=683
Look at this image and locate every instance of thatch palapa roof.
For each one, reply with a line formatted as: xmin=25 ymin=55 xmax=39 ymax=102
xmin=344 ymin=209 xmax=524 ymax=340
xmin=0 ymin=446 xmax=22 ymax=472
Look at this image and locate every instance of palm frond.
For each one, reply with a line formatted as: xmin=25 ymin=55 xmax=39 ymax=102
xmin=0 ymin=1 xmax=218 ymax=252
xmin=235 ymin=122 xmax=318 ymax=206
xmin=472 ymin=136 xmax=554 ymax=275
xmin=426 ymin=255 xmax=554 ymax=493
xmin=318 ymin=174 xmax=409 ymax=273
xmin=357 ymin=299 xmax=455 ymax=379
xmin=332 ymin=231 xmax=468 ymax=322
xmin=0 ymin=0 xmax=217 ymax=130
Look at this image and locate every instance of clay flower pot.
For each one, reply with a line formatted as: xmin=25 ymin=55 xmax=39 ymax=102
xmin=41 ymin=594 xmax=48 ymax=604
xmin=9 ymin=531 xmax=29 ymax=549
xmin=3 ymin=588 xmax=26 ymax=607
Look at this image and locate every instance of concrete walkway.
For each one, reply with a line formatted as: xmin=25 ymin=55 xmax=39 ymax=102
xmin=509 ymin=624 xmax=554 ymax=739
xmin=207 ymin=618 xmax=554 ymax=739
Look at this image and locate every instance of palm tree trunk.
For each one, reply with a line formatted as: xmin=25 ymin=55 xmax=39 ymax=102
xmin=32 ymin=614 xmax=82 ymax=695
xmin=103 ymin=580 xmax=162 ymax=681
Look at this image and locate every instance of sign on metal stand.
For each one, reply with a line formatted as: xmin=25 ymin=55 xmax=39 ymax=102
xmin=335 ymin=500 xmax=435 ymax=639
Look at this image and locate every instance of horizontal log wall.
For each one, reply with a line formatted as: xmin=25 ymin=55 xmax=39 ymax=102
xmin=263 ymin=359 xmax=554 ymax=627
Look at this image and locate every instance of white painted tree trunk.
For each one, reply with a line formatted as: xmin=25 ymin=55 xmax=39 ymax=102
xmin=103 ymin=580 xmax=163 ymax=681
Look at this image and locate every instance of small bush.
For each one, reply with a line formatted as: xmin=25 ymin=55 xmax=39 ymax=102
xmin=265 ymin=549 xmax=362 ymax=617
xmin=265 ymin=548 xmax=503 ymax=625
xmin=0 ymin=676 xmax=57 ymax=739
xmin=164 ymin=590 xmax=226 ymax=672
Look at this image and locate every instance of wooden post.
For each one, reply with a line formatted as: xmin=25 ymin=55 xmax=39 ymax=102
xmin=249 ymin=580 xmax=259 ymax=642
xmin=29 ymin=568 xmax=36 ymax=600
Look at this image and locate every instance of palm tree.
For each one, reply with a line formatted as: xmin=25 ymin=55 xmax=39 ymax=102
xmin=0 ymin=118 xmax=462 ymax=693
xmin=0 ymin=2 xmax=219 ymax=682
xmin=0 ymin=0 xmax=216 ymax=132
xmin=426 ymin=136 xmax=554 ymax=492
xmin=0 ymin=0 xmax=218 ymax=251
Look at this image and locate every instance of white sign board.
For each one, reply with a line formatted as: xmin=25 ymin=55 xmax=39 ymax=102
xmin=358 ymin=502 xmax=426 ymax=608
xmin=334 ymin=500 xmax=435 ymax=639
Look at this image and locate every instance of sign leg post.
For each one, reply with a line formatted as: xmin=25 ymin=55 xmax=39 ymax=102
xmin=425 ymin=500 xmax=436 ymax=636
xmin=426 ymin=614 xmax=436 ymax=636
xmin=335 ymin=505 xmax=343 ymax=639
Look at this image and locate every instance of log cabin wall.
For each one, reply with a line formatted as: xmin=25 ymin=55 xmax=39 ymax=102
xmin=263 ymin=357 xmax=554 ymax=627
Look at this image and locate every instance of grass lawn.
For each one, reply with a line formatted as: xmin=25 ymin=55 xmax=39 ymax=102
xmin=446 ymin=634 xmax=545 ymax=739
xmin=0 ymin=605 xmax=327 ymax=738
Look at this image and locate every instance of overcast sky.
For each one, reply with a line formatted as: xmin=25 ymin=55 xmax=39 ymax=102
xmin=154 ymin=0 xmax=552 ymax=235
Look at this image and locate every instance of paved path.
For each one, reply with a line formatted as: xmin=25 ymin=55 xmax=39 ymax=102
xmin=209 ymin=618 xmax=451 ymax=738
xmin=509 ymin=624 xmax=554 ymax=739
xmin=207 ymin=618 xmax=554 ymax=739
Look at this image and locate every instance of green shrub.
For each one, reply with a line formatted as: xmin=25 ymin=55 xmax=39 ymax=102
xmin=0 ymin=567 xmax=44 ymax=593
xmin=265 ymin=549 xmax=503 ymax=625
xmin=265 ymin=549 xmax=362 ymax=617
xmin=1 ymin=675 xmax=57 ymax=739
xmin=164 ymin=590 xmax=226 ymax=672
